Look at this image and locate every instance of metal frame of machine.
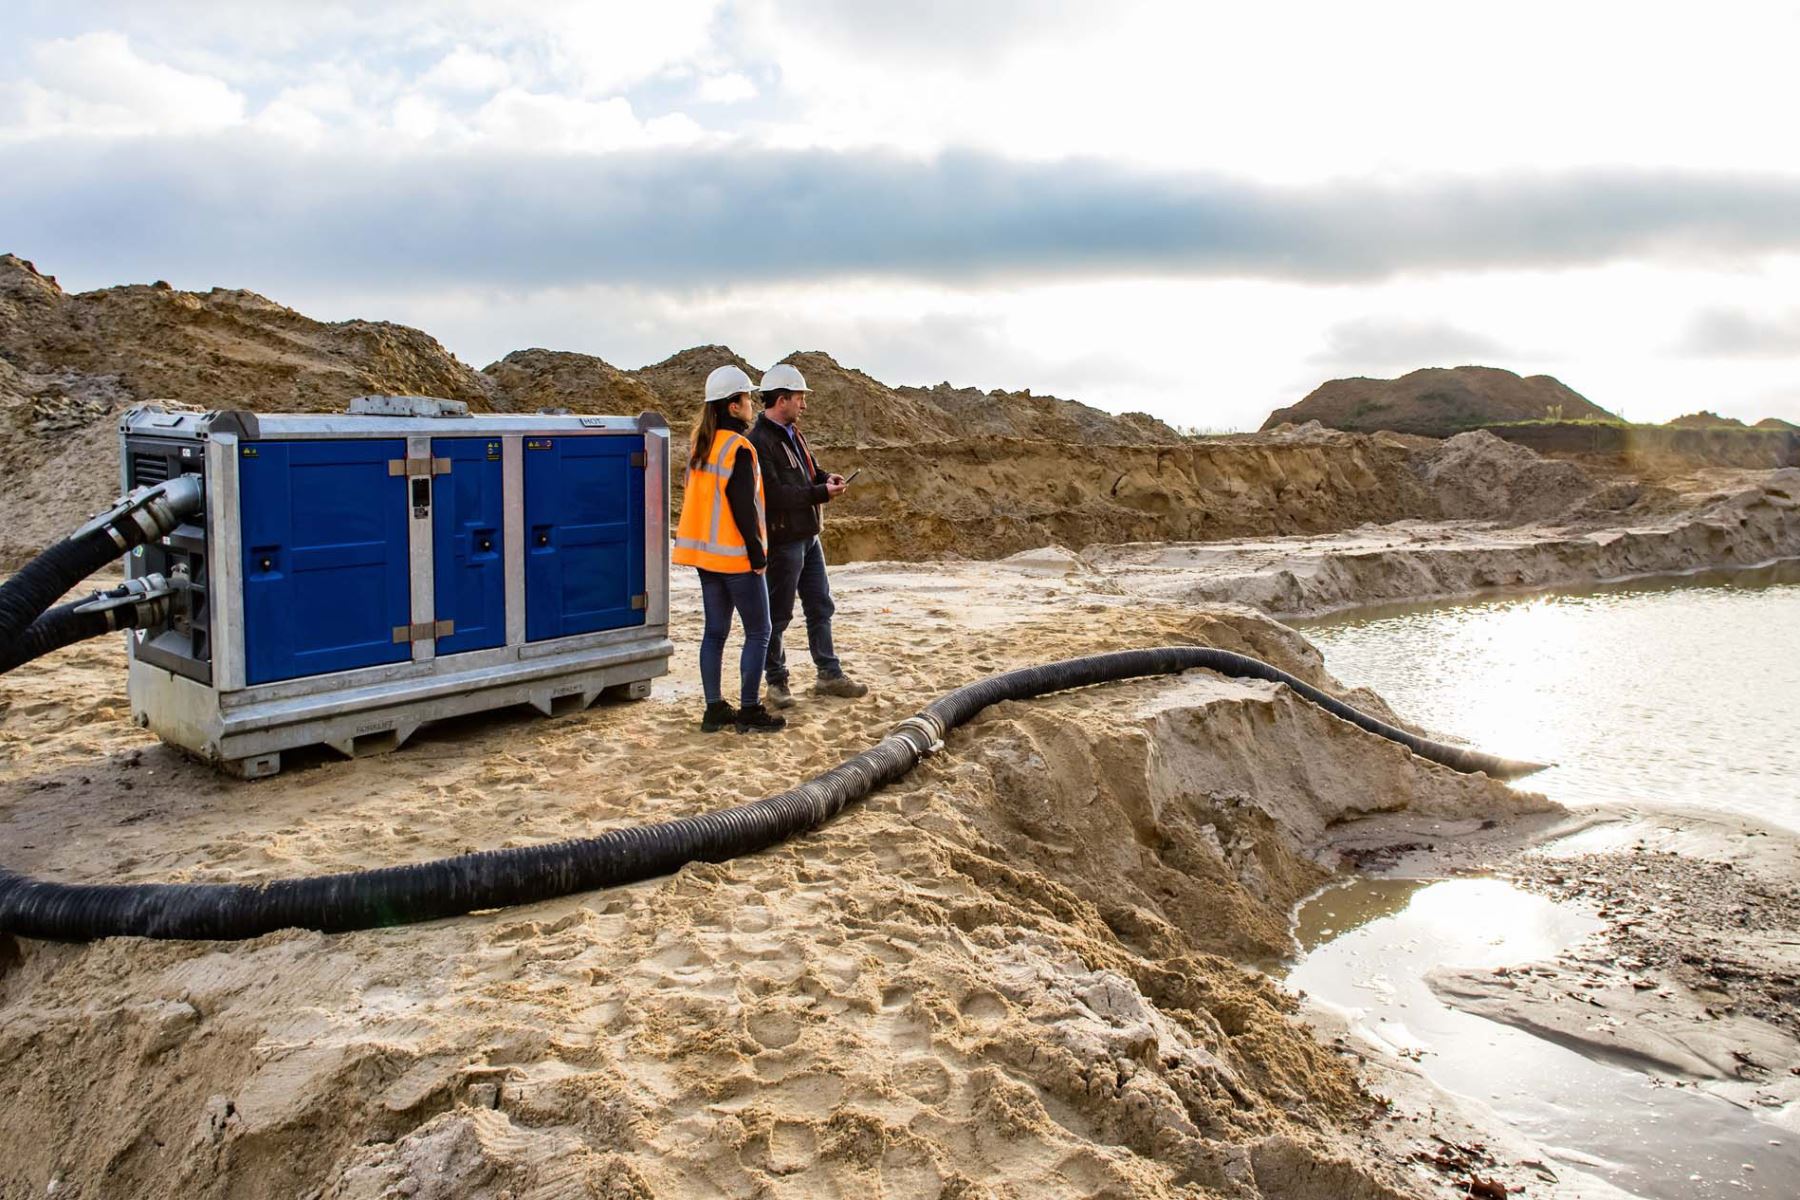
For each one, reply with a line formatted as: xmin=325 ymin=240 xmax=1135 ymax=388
xmin=118 ymin=401 xmax=673 ymax=778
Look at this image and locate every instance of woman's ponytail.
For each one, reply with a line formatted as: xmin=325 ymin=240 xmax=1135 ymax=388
xmin=688 ymin=399 xmax=730 ymax=471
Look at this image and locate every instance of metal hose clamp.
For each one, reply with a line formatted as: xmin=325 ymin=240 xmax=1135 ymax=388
xmin=73 ymin=573 xmax=174 ymax=630
xmin=891 ymin=715 xmax=946 ymax=757
xmin=73 ymin=475 xmax=205 ymax=547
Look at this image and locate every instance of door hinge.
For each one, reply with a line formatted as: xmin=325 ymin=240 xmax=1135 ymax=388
xmin=630 ymin=451 xmax=646 ymax=467
xmin=631 ymin=593 xmax=648 ymax=610
xmin=388 ymin=457 xmax=452 ymax=476
xmin=392 ymin=619 xmax=455 ymax=643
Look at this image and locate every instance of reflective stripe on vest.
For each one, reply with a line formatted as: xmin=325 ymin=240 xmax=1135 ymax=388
xmin=672 ymin=429 xmax=765 ymax=572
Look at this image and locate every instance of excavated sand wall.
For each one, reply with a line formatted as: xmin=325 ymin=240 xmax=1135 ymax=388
xmin=1109 ymin=473 xmax=1800 ymax=618
xmin=1486 ymin=422 xmax=1800 ymax=470
xmin=815 ymin=438 xmax=1436 ymax=563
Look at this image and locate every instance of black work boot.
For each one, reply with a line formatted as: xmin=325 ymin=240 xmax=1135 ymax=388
xmin=734 ymin=703 xmax=787 ymax=734
xmin=700 ymin=700 xmax=736 ymax=732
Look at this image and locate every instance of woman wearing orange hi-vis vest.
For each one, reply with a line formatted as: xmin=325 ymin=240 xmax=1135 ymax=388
xmin=672 ymin=365 xmax=786 ymax=734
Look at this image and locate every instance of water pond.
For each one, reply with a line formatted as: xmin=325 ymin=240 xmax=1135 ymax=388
xmin=1286 ymin=562 xmax=1800 ymax=1197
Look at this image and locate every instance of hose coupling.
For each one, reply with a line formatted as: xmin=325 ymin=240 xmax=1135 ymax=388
xmin=891 ymin=715 xmax=946 ymax=757
xmin=73 ymin=573 xmax=174 ymax=630
xmin=73 ymin=474 xmax=205 ymax=548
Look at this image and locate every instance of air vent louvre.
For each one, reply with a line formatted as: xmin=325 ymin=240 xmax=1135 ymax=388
xmin=132 ymin=453 xmax=171 ymax=484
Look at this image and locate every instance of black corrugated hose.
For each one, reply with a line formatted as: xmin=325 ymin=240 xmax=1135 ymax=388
xmin=0 ymin=646 xmax=1544 ymax=943
xmin=0 ymin=591 xmax=157 ymax=676
xmin=0 ymin=475 xmax=203 ymax=657
xmin=0 ymin=529 xmax=132 ymax=649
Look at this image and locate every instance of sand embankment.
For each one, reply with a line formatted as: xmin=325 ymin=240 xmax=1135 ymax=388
xmin=2 ymin=562 xmax=1561 ymax=1199
xmin=1083 ymin=469 xmax=1800 ymax=618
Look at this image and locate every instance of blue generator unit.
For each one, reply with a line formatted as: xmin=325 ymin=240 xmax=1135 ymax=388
xmin=117 ymin=397 xmax=673 ymax=777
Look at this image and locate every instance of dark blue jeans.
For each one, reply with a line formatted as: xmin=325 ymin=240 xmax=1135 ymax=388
xmin=697 ymin=569 xmax=771 ymax=708
xmin=764 ymin=536 xmax=841 ymax=685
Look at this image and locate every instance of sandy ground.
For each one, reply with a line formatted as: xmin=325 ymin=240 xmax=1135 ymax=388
xmin=3 ymin=478 xmax=1798 ymax=1198
xmin=1 ymin=559 xmax=1557 ymax=1200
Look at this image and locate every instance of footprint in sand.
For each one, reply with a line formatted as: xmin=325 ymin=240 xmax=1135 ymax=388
xmin=766 ymin=1120 xmax=817 ymax=1174
xmin=957 ymin=990 xmax=1007 ymax=1029
xmin=892 ymin=1055 xmax=954 ymax=1106
xmin=746 ymin=1009 xmax=803 ymax=1050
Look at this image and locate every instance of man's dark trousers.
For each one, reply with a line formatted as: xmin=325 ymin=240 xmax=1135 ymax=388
xmin=765 ymin=534 xmax=841 ymax=685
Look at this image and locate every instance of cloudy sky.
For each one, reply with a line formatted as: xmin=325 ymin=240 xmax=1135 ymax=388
xmin=4 ymin=1 xmax=1799 ymax=430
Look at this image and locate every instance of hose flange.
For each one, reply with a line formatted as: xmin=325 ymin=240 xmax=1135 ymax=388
xmin=72 ymin=475 xmax=205 ymax=548
xmin=72 ymin=573 xmax=174 ymax=631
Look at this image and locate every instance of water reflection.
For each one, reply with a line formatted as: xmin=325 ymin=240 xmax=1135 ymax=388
xmin=1289 ymin=878 xmax=1798 ymax=1199
xmin=1300 ymin=560 xmax=1800 ymax=829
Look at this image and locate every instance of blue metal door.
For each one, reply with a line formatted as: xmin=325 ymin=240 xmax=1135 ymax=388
xmin=239 ymin=439 xmax=412 ymax=685
xmin=431 ymin=437 xmax=505 ymax=655
xmin=523 ymin=434 xmax=646 ymax=642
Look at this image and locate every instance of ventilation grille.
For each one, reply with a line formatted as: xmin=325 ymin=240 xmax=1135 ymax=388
xmin=131 ymin=453 xmax=171 ymax=485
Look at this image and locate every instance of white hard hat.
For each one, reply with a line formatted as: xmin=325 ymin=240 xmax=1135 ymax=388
xmin=705 ymin=364 xmax=754 ymax=403
xmin=758 ymin=363 xmax=810 ymax=394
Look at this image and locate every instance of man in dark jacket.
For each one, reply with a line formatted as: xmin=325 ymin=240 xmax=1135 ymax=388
xmin=749 ymin=363 xmax=868 ymax=707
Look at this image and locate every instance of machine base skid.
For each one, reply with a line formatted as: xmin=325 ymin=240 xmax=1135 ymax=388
xmin=131 ymin=642 xmax=669 ymax=779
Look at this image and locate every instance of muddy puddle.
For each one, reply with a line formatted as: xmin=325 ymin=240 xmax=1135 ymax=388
xmin=1289 ymin=876 xmax=1799 ymax=1197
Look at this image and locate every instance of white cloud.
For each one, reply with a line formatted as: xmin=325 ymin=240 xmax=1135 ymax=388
xmin=1 ymin=31 xmax=245 ymax=139
xmin=742 ymin=0 xmax=1800 ymax=181
xmin=696 ymin=72 xmax=758 ymax=104
xmin=1678 ymin=308 xmax=1800 ymax=358
xmin=468 ymin=90 xmax=704 ymax=153
xmin=533 ymin=0 xmax=726 ymax=95
xmin=1310 ymin=318 xmax=1512 ymax=368
xmin=392 ymin=94 xmax=446 ymax=140
xmin=421 ymin=45 xmax=512 ymax=94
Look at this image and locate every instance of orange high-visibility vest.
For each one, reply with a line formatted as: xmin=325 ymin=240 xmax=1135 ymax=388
xmin=672 ymin=428 xmax=766 ymax=573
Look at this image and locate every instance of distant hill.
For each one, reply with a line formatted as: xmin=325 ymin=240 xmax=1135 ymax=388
xmin=1261 ymin=366 xmax=1617 ymax=437
xmin=1668 ymin=411 xmax=1748 ymax=428
xmin=1755 ymin=417 xmax=1799 ymax=431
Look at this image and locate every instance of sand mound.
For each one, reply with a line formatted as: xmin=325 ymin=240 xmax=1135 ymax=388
xmin=0 ymin=566 xmax=1549 ymax=1198
xmin=479 ymin=348 xmax=661 ymax=415
xmin=1667 ymin=410 xmax=1748 ymax=429
xmin=0 ymin=255 xmax=491 ymax=416
xmin=1412 ymin=429 xmax=1598 ymax=522
xmin=1262 ymin=366 xmax=1616 ymax=438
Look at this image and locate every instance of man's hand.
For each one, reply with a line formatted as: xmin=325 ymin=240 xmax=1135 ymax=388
xmin=825 ymin=474 xmax=848 ymax=498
